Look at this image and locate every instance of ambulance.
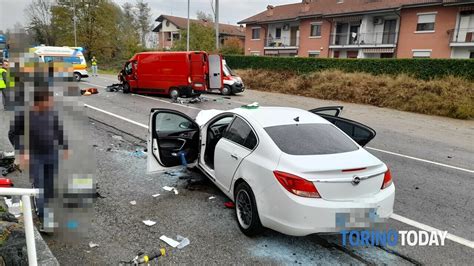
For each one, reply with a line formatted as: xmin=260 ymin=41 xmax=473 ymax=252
xmin=32 ymin=45 xmax=89 ymax=81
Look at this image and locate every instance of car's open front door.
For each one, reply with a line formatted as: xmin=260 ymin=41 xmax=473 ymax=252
xmin=147 ymin=109 xmax=200 ymax=174
xmin=309 ymin=107 xmax=376 ymax=146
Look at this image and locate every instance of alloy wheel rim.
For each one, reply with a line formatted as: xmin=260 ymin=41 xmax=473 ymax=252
xmin=236 ymin=190 xmax=252 ymax=229
xmin=170 ymin=89 xmax=178 ymax=98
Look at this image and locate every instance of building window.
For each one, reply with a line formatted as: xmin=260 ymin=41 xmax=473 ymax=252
xmin=308 ymin=51 xmax=320 ymax=58
xmin=412 ymin=50 xmax=432 ymax=58
xmin=275 ymin=28 xmax=282 ymax=39
xmin=470 ymin=52 xmax=474 ymax=59
xmin=416 ymin=13 xmax=436 ymax=32
xmin=252 ymin=28 xmax=261 ymax=40
xmin=310 ymin=23 xmax=321 ymax=37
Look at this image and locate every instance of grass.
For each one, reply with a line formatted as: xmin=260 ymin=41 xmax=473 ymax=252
xmin=235 ymin=69 xmax=474 ymax=120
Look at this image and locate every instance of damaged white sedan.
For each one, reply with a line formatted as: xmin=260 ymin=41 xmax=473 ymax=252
xmin=147 ymin=105 xmax=395 ymax=236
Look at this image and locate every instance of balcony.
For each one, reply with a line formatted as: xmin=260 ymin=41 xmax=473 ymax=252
xmin=264 ymin=37 xmax=299 ymax=48
xmin=450 ymin=28 xmax=474 ymax=47
xmin=330 ymin=32 xmax=398 ymax=47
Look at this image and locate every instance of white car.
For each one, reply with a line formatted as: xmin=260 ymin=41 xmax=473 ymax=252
xmin=147 ymin=106 xmax=395 ymax=236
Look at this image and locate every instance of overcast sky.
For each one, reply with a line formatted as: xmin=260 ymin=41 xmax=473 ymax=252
xmin=0 ymin=0 xmax=295 ymax=32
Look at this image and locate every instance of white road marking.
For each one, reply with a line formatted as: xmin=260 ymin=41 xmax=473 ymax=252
xmin=84 ymin=104 xmax=148 ymax=129
xmin=366 ymin=147 xmax=474 ymax=174
xmin=391 ymin=214 xmax=474 ymax=249
xmin=83 ymin=103 xmax=474 ymax=249
xmin=83 ymin=81 xmax=474 ymax=174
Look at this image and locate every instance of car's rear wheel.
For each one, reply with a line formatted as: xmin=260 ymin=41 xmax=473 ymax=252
xmin=235 ymin=182 xmax=263 ymax=236
xmin=169 ymin=87 xmax=179 ymax=99
xmin=73 ymin=72 xmax=81 ymax=82
xmin=221 ymin=85 xmax=232 ymax=96
xmin=122 ymin=82 xmax=130 ymax=94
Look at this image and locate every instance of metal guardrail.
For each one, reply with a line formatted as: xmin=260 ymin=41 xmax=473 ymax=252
xmin=331 ymin=32 xmax=398 ymax=46
xmin=0 ymin=188 xmax=39 ymax=266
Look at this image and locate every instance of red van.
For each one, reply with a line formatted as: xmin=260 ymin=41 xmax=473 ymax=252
xmin=119 ymin=51 xmax=226 ymax=98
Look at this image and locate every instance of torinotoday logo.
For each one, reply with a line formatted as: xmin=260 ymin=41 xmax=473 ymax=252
xmin=340 ymin=230 xmax=448 ymax=247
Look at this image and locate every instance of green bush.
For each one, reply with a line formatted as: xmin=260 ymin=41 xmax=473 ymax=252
xmin=224 ymin=56 xmax=474 ymax=80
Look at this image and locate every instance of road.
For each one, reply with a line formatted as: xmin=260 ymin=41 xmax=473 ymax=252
xmin=2 ymin=74 xmax=473 ymax=264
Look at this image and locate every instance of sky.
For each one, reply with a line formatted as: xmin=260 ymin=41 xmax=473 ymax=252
xmin=0 ymin=0 xmax=296 ymax=32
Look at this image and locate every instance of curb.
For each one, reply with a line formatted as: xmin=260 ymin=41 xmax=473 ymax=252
xmin=34 ymin=227 xmax=59 ymax=265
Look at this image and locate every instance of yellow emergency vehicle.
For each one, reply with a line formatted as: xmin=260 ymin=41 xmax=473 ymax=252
xmin=31 ymin=45 xmax=89 ymax=81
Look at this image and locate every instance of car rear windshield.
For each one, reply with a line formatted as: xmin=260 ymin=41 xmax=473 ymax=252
xmin=265 ymin=123 xmax=358 ymax=155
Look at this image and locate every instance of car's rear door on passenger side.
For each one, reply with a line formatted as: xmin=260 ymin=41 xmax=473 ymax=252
xmin=214 ymin=116 xmax=258 ymax=192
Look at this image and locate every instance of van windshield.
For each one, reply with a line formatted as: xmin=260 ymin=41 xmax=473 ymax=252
xmin=223 ymin=61 xmax=236 ymax=76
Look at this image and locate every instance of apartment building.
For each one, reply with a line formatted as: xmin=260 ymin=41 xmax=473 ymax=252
xmin=238 ymin=0 xmax=474 ymax=59
xmin=153 ymin=15 xmax=245 ymax=50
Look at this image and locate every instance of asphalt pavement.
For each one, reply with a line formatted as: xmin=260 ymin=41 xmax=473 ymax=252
xmin=1 ymin=74 xmax=472 ymax=264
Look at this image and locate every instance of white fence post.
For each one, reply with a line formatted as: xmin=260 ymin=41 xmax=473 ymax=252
xmin=0 ymin=188 xmax=39 ymax=266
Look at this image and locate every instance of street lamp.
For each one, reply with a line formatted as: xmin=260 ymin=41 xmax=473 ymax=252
xmin=215 ymin=0 xmax=219 ymax=50
xmin=187 ymin=0 xmax=190 ymax=51
xmin=73 ymin=0 xmax=77 ymax=47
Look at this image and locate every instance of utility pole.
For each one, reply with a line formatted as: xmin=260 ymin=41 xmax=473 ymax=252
xmin=73 ymin=0 xmax=77 ymax=47
xmin=186 ymin=0 xmax=190 ymax=51
xmin=215 ymin=0 xmax=219 ymax=50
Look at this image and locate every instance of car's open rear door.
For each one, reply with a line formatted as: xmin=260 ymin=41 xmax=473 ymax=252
xmin=208 ymin=54 xmax=223 ymax=90
xmin=147 ymin=109 xmax=200 ymax=174
xmin=309 ymin=106 xmax=376 ymax=146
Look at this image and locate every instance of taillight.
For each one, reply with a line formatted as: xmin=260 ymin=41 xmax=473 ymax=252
xmin=381 ymin=169 xmax=393 ymax=189
xmin=273 ymin=171 xmax=321 ymax=198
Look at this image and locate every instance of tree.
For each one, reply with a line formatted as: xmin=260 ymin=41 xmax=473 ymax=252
xmin=25 ymin=0 xmax=56 ymax=45
xmin=196 ymin=11 xmax=214 ymax=22
xmin=134 ymin=0 xmax=152 ymax=47
xmin=172 ymin=22 xmax=216 ymax=52
xmin=220 ymin=37 xmax=244 ymax=55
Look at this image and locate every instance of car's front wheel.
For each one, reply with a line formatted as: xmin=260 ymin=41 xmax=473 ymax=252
xmin=73 ymin=72 xmax=81 ymax=82
xmin=235 ymin=182 xmax=263 ymax=236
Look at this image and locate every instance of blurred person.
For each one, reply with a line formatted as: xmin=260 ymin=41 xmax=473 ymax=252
xmin=13 ymin=86 xmax=69 ymax=231
xmin=0 ymin=61 xmax=8 ymax=109
xmin=91 ymin=56 xmax=98 ymax=76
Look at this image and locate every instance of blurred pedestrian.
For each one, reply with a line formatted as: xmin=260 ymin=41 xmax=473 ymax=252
xmin=0 ymin=61 xmax=8 ymax=109
xmin=91 ymin=56 xmax=98 ymax=76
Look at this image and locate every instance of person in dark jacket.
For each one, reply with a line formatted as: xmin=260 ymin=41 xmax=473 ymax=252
xmin=13 ymin=87 xmax=69 ymax=230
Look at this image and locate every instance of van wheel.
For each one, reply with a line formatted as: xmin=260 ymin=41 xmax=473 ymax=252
xmin=169 ymin=88 xmax=179 ymax=99
xmin=122 ymin=83 xmax=130 ymax=94
xmin=73 ymin=73 xmax=81 ymax=82
xmin=222 ymin=85 xmax=232 ymax=96
xmin=235 ymin=182 xmax=263 ymax=236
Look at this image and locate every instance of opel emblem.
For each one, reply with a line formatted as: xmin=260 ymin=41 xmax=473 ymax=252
xmin=352 ymin=176 xmax=361 ymax=185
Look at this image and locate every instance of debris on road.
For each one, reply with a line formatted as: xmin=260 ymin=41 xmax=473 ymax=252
xmin=106 ymin=84 xmax=123 ymax=92
xmin=159 ymin=235 xmax=180 ymax=248
xmin=208 ymin=196 xmax=216 ymax=200
xmin=143 ymin=220 xmax=157 ymax=227
xmin=81 ymin=88 xmax=99 ymax=95
xmin=152 ymin=194 xmax=160 ymax=198
xmin=224 ymin=201 xmax=235 ymax=209
xmin=130 ymin=201 xmax=136 ymax=205
xmin=163 ymin=186 xmax=179 ymax=195
xmin=112 ymin=135 xmax=124 ymax=141
xmin=130 ymin=150 xmax=146 ymax=158
xmin=176 ymin=235 xmax=190 ymax=249
xmin=88 ymin=242 xmax=99 ymax=248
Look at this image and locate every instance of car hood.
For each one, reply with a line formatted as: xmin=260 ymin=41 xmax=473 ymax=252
xmin=195 ymin=109 xmax=226 ymax=126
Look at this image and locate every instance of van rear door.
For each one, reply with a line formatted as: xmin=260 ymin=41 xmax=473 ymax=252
xmin=190 ymin=53 xmax=207 ymax=92
xmin=208 ymin=54 xmax=223 ymax=90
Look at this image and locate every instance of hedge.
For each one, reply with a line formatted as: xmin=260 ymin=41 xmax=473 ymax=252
xmin=224 ymin=55 xmax=474 ymax=80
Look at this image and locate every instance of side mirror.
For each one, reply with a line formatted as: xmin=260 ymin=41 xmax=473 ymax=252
xmin=179 ymin=121 xmax=193 ymax=129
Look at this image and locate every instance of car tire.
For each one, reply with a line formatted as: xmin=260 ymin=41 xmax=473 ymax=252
xmin=221 ymin=85 xmax=232 ymax=96
xmin=235 ymin=182 xmax=263 ymax=236
xmin=169 ymin=87 xmax=179 ymax=99
xmin=73 ymin=72 xmax=82 ymax=82
xmin=122 ymin=82 xmax=130 ymax=94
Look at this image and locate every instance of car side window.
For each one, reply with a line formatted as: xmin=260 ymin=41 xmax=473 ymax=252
xmin=224 ymin=117 xmax=257 ymax=150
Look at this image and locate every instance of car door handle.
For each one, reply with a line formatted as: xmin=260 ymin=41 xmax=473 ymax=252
xmin=230 ymin=154 xmax=238 ymax=160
